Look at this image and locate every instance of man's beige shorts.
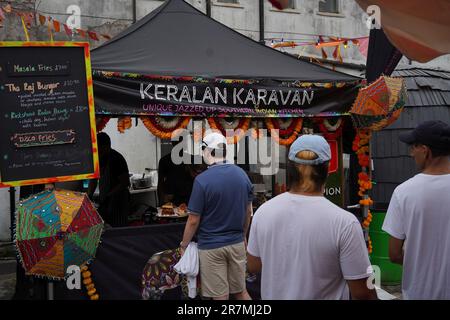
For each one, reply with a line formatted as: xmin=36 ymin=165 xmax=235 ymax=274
xmin=198 ymin=241 xmax=246 ymax=298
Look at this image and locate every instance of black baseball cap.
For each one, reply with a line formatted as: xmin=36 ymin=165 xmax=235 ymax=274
xmin=399 ymin=120 xmax=450 ymax=150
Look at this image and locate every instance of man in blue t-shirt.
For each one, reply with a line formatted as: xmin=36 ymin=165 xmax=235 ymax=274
xmin=180 ymin=132 xmax=254 ymax=300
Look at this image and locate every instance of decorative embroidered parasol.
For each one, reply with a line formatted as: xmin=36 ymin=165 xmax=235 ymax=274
xmin=15 ymin=189 xmax=104 ymax=280
xmin=141 ymin=248 xmax=184 ymax=300
xmin=350 ymin=76 xmax=407 ymax=131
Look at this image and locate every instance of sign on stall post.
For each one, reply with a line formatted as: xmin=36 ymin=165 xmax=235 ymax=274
xmin=324 ymin=137 xmax=344 ymax=207
xmin=0 ymin=42 xmax=99 ymax=187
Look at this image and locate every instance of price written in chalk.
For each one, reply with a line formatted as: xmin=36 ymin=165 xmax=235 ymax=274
xmin=64 ymin=80 xmax=80 ymax=87
xmin=74 ymin=106 xmax=88 ymax=113
xmin=6 ymin=61 xmax=71 ymax=76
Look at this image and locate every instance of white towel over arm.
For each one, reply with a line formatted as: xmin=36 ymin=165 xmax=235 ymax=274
xmin=174 ymin=242 xmax=199 ymax=298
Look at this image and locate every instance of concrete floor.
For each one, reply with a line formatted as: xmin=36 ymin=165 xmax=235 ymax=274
xmin=0 ymin=258 xmax=402 ymax=300
xmin=0 ymin=260 xmax=16 ymax=300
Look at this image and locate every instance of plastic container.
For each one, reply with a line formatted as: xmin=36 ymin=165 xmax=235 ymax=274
xmin=369 ymin=211 xmax=403 ymax=285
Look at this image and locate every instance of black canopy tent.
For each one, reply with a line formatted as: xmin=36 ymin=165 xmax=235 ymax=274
xmin=91 ymin=0 xmax=362 ymax=117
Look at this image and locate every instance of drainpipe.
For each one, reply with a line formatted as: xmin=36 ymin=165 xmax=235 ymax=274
xmin=206 ymin=0 xmax=212 ymax=17
xmin=259 ymin=0 xmax=265 ymax=43
xmin=132 ymin=0 xmax=137 ymax=23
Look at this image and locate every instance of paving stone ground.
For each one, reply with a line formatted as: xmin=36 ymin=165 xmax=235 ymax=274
xmin=0 ymin=253 xmax=402 ymax=300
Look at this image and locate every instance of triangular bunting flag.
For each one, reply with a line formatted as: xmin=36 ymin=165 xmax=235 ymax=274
xmin=63 ymin=23 xmax=72 ymax=36
xmin=3 ymin=4 xmax=11 ymax=13
xmin=88 ymin=31 xmax=99 ymax=41
xmin=39 ymin=14 xmax=46 ymax=25
xmin=321 ymin=48 xmax=328 ymax=59
xmin=53 ymin=19 xmax=61 ymax=32
xmin=77 ymin=28 xmax=86 ymax=38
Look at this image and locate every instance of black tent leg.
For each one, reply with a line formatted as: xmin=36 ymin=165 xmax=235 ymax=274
xmin=9 ymin=187 xmax=15 ymax=241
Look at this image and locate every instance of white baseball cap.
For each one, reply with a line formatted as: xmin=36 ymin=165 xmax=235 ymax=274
xmin=202 ymin=132 xmax=227 ymax=150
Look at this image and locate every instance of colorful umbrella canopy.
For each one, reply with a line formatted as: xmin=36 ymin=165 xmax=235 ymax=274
xmin=350 ymin=76 xmax=407 ymax=131
xmin=141 ymin=248 xmax=184 ymax=300
xmin=15 ymin=189 xmax=104 ymax=279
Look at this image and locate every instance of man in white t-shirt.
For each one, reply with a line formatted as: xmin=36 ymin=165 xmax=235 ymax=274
xmin=247 ymin=135 xmax=377 ymax=300
xmin=382 ymin=120 xmax=450 ymax=300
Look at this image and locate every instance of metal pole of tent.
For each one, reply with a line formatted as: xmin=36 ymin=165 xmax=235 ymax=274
xmin=47 ymin=281 xmax=54 ymax=300
xmin=9 ymin=187 xmax=15 ymax=241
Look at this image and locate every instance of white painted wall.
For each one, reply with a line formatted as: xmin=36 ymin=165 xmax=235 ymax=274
xmin=103 ymin=118 xmax=160 ymax=175
xmin=0 ymin=188 xmax=20 ymax=241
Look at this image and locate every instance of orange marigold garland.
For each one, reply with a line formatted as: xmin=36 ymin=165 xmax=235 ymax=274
xmin=353 ymin=129 xmax=374 ymax=253
xmin=193 ymin=121 xmax=206 ymax=142
xmin=95 ymin=116 xmax=110 ymax=132
xmin=117 ymin=116 xmax=132 ymax=133
xmin=141 ymin=116 xmax=191 ymax=139
xmin=207 ymin=117 xmax=251 ymax=144
xmin=250 ymin=120 xmax=263 ymax=140
xmin=315 ymin=117 xmax=344 ymax=140
xmin=367 ymin=235 xmax=373 ymax=254
xmin=265 ymin=118 xmax=303 ymax=145
xmin=81 ymin=265 xmax=99 ymax=300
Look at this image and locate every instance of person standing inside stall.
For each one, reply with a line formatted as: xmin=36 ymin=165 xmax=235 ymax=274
xmin=180 ymin=132 xmax=254 ymax=300
xmin=158 ymin=138 xmax=206 ymax=207
xmin=88 ymin=132 xmax=130 ymax=227
xmin=247 ymin=135 xmax=377 ymax=300
xmin=157 ymin=141 xmax=180 ymax=206
xmin=383 ymin=120 xmax=450 ymax=299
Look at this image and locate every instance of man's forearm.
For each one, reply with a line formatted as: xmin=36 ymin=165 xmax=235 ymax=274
xmin=243 ymin=203 xmax=253 ymax=237
xmin=181 ymin=215 xmax=200 ymax=247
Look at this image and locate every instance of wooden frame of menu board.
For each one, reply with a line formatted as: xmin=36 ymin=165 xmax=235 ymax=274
xmin=0 ymin=42 xmax=99 ymax=187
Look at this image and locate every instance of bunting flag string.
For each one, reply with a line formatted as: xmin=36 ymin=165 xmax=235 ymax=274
xmin=20 ymin=15 xmax=30 ymax=41
xmin=47 ymin=16 xmax=54 ymax=42
xmin=0 ymin=4 xmax=111 ymax=42
xmin=271 ymin=35 xmax=369 ymax=64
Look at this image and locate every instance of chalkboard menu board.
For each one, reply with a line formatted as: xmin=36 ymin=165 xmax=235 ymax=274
xmin=0 ymin=42 xmax=99 ymax=187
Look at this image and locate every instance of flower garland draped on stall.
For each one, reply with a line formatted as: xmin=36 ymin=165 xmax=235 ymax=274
xmin=352 ymin=129 xmax=374 ymax=254
xmin=207 ymin=118 xmax=251 ymax=144
xmin=94 ymin=115 xmax=347 ymax=146
xmin=265 ymin=118 xmax=304 ymax=145
xmin=140 ymin=116 xmax=191 ymax=139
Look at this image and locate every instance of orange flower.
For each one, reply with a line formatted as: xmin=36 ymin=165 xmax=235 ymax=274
xmin=265 ymin=118 xmax=303 ymax=146
xmin=87 ymin=288 xmax=97 ymax=296
xmin=207 ymin=118 xmax=251 ymax=144
xmin=359 ymin=198 xmax=373 ymax=206
xmin=117 ymin=116 xmax=132 ymax=133
xmin=141 ymin=116 xmax=191 ymax=140
xmin=86 ymin=283 xmax=95 ymax=291
xmin=82 ymin=265 xmax=100 ymax=300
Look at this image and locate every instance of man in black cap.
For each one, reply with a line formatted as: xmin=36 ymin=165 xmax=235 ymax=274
xmin=382 ymin=120 xmax=450 ymax=300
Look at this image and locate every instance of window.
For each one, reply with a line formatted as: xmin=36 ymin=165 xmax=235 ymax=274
xmin=272 ymin=0 xmax=296 ymax=9
xmin=319 ymin=0 xmax=339 ymax=14
xmin=217 ymin=0 xmax=239 ymax=3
